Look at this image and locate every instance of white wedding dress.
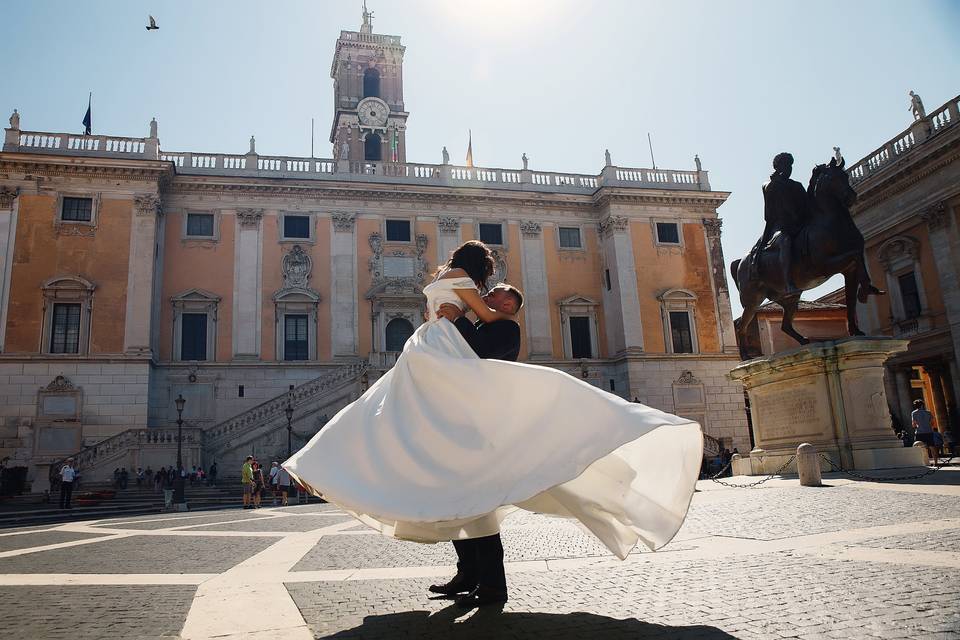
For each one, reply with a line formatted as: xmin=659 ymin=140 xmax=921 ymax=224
xmin=284 ymin=276 xmax=703 ymax=559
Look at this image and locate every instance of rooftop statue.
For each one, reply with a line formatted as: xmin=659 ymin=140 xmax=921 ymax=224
xmin=9 ymin=109 xmax=19 ymax=130
xmin=441 ymin=146 xmax=449 ymax=165
xmin=909 ymin=90 xmax=926 ymax=120
xmin=730 ymin=152 xmax=885 ymax=358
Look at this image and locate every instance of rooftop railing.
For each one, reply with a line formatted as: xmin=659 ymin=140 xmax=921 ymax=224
xmin=3 ymin=127 xmax=711 ymax=193
xmin=847 ymin=94 xmax=959 ymax=186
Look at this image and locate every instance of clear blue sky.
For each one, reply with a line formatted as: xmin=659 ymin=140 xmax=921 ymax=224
xmin=4 ymin=1 xmax=959 ymax=314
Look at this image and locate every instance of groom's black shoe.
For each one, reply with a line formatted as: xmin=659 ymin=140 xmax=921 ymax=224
xmin=428 ymin=572 xmax=476 ymax=596
xmin=456 ymin=586 xmax=508 ymax=608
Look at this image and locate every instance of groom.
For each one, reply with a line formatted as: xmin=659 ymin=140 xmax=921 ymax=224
xmin=432 ymin=282 xmax=524 ymax=607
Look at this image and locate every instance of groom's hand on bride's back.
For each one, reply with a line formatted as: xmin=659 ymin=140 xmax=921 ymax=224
xmin=436 ymin=304 xmax=464 ymax=323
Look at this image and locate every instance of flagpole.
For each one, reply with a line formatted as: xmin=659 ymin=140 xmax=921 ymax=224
xmin=311 ymin=118 xmax=315 ymax=158
xmin=647 ymin=132 xmax=656 ymax=170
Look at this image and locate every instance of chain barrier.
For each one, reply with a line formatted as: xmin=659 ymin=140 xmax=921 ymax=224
xmin=819 ymin=452 xmax=955 ymax=483
xmin=708 ymin=454 xmax=797 ymax=488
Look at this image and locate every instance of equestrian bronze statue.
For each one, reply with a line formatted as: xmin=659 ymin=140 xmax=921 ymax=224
xmin=730 ymin=152 xmax=884 ymax=358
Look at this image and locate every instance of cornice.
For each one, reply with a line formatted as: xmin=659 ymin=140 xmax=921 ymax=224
xmin=593 ymin=188 xmax=731 ymax=209
xmin=0 ymin=152 xmax=173 ymax=181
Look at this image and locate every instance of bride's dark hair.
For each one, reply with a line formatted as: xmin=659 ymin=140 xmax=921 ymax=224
xmin=447 ymin=240 xmax=494 ymax=291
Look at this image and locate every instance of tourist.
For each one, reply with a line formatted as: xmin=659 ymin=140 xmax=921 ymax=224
xmin=155 ymin=466 xmax=165 ymax=493
xmin=113 ymin=467 xmax=121 ymax=489
xmin=136 ymin=467 xmax=144 ymax=488
xmin=145 ymin=466 xmax=153 ymax=487
xmin=59 ymin=458 xmax=76 ymax=509
xmin=912 ymin=399 xmax=937 ymax=464
xmin=252 ymin=461 xmax=266 ymax=509
xmin=277 ymin=465 xmax=292 ymax=506
xmin=943 ymin=429 xmax=957 ymax=457
xmin=269 ymin=461 xmax=280 ymax=506
xmin=119 ymin=467 xmax=129 ymax=490
xmin=241 ymin=456 xmax=254 ymax=509
xmin=932 ymin=428 xmax=944 ymax=461
xmin=208 ymin=461 xmax=218 ymax=487
xmin=163 ymin=467 xmax=175 ymax=509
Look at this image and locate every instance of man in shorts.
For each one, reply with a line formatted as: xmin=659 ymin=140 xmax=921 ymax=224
xmin=241 ymin=455 xmax=255 ymax=509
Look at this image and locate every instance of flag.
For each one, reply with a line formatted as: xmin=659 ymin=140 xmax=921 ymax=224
xmin=465 ymin=129 xmax=473 ymax=167
xmin=81 ymin=93 xmax=92 ymax=135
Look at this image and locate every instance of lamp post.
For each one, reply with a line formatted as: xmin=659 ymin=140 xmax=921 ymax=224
xmin=173 ymin=394 xmax=187 ymax=509
xmin=285 ymin=385 xmax=294 ymax=459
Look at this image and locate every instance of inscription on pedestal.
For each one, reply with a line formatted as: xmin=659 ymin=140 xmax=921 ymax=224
xmin=752 ymin=379 xmax=827 ymax=443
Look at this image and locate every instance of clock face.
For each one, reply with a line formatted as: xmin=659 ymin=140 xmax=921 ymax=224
xmin=358 ymin=97 xmax=389 ymax=127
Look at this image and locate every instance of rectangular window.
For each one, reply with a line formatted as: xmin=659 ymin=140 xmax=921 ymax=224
xmin=186 ymin=213 xmax=214 ymax=237
xmin=558 ymin=227 xmax=582 ymax=249
xmin=669 ymin=311 xmax=694 ymax=353
xmin=50 ymin=303 xmax=81 ymax=354
xmin=604 ymin=269 xmax=612 ymax=291
xmin=180 ymin=313 xmax=208 ymax=361
xmin=608 ymin=379 xmax=616 ymax=392
xmin=385 ymin=219 xmax=411 ymax=242
xmin=61 ymin=197 xmax=92 ymax=222
xmin=479 ymin=223 xmax=503 ymax=245
xmin=656 ymin=222 xmax=680 ymax=244
xmin=898 ymin=272 xmax=922 ymax=319
xmin=284 ymin=314 xmax=309 ymax=361
xmin=283 ymin=215 xmax=311 ymax=239
xmin=570 ymin=316 xmax=592 ymax=359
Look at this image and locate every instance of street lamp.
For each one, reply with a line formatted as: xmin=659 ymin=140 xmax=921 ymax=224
xmin=173 ymin=394 xmax=188 ymax=509
xmin=285 ymin=386 xmax=294 ymax=459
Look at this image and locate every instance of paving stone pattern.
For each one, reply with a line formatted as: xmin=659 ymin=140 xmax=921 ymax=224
xmin=288 ymin=552 xmax=960 ymax=639
xmin=856 ymin=529 xmax=960 ymax=554
xmin=679 ymin=485 xmax=960 ymax=540
xmin=0 ymin=530 xmax=110 ymax=552
xmin=183 ymin=514 xmax=353 ymax=532
xmin=0 ymin=534 xmax=275 ymax=574
xmin=92 ymin=511 xmax=274 ymax=530
xmin=0 ymin=585 xmax=196 ymax=639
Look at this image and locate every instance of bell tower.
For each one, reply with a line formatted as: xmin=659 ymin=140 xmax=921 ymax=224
xmin=330 ymin=3 xmax=408 ymax=163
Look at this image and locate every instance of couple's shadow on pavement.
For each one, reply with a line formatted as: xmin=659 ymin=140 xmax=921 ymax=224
xmin=324 ymin=603 xmax=738 ymax=639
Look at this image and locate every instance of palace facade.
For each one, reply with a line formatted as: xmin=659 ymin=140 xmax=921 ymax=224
xmin=0 ymin=14 xmax=748 ymax=486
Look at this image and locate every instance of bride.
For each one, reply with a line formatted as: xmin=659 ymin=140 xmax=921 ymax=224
xmin=284 ymin=240 xmax=702 ymax=560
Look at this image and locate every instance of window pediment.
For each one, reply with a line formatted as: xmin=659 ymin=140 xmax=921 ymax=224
xmin=557 ymin=294 xmax=599 ymax=308
xmin=171 ymin=288 xmax=221 ymax=304
xmin=657 ymin=288 xmax=697 ymax=302
xmin=273 ymin=287 xmax=321 ymax=304
xmin=42 ymin=275 xmax=96 ymax=293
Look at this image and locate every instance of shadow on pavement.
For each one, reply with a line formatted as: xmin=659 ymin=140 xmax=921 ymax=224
xmin=323 ymin=605 xmax=739 ymax=639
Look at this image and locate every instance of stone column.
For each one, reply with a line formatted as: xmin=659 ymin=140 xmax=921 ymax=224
xmin=122 ymin=195 xmax=162 ymax=356
xmin=928 ymin=367 xmax=951 ymax=433
xmin=702 ymin=218 xmax=739 ymax=354
xmin=233 ymin=209 xmax=263 ymax=359
xmin=922 ymin=202 xmax=960 ymax=394
xmin=436 ymin=216 xmax=461 ymax=267
xmin=331 ymin=212 xmax=358 ymax=358
xmin=894 ymin=367 xmax=914 ymax=428
xmin=0 ymin=187 xmax=18 ymax=352
xmin=518 ymin=220 xmax=552 ymax=358
xmin=598 ymin=215 xmax=643 ymax=354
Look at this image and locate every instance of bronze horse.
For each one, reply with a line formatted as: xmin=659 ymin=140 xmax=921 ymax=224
xmin=730 ymin=157 xmax=884 ymax=358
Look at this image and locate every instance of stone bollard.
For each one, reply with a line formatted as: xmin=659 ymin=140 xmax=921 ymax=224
xmin=797 ymin=443 xmax=822 ymax=487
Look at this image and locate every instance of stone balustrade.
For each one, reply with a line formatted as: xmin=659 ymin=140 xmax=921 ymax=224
xmin=49 ymin=426 xmax=204 ymax=479
xmin=3 ymin=125 xmax=712 ymax=193
xmin=848 ymin=94 xmax=959 ymax=186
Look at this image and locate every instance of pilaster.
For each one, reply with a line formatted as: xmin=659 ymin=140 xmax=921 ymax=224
xmin=518 ymin=220 xmax=552 ymax=358
xmin=123 ymin=194 xmax=162 ymax=356
xmin=331 ymin=212 xmax=358 ymax=358
xmin=598 ymin=214 xmax=643 ymax=354
xmin=922 ymin=202 xmax=960 ymax=381
xmin=436 ymin=215 xmax=461 ymax=267
xmin=702 ymin=218 xmax=739 ymax=354
xmin=0 ymin=187 xmax=19 ymax=352
xmin=233 ymin=208 xmax=263 ymax=359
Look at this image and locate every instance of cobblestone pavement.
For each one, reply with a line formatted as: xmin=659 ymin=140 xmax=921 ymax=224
xmin=0 ymin=472 xmax=958 ymax=639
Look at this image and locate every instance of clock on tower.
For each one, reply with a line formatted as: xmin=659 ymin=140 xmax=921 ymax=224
xmin=329 ymin=8 xmax=408 ymax=164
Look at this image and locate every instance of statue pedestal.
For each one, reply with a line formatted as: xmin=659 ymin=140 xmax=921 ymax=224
xmin=729 ymin=337 xmax=926 ymax=474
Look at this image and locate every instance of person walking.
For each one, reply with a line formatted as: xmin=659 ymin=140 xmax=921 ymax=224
xmin=252 ymin=461 xmax=266 ymax=509
xmin=163 ymin=466 xmax=175 ymax=510
xmin=269 ymin=462 xmax=280 ymax=506
xmin=208 ymin=461 xmax=218 ymax=487
xmin=241 ymin=456 xmax=255 ymax=509
xmin=912 ymin=399 xmax=938 ymax=464
xmin=59 ymin=459 xmax=76 ymax=509
xmin=276 ymin=465 xmax=292 ymax=507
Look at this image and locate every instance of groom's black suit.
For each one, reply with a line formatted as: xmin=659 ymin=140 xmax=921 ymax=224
xmin=449 ymin=315 xmax=521 ymax=595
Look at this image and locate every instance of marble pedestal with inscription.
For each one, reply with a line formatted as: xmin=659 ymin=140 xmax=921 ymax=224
xmin=728 ymin=337 xmax=926 ymax=474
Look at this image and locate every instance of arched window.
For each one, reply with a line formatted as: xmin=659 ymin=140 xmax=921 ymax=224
xmin=365 ymin=134 xmax=382 ymax=161
xmin=385 ymin=318 xmax=414 ymax=352
xmin=363 ymin=68 xmax=381 ymax=98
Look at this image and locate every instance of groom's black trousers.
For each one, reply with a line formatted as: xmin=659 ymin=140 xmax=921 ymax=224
xmin=452 ymin=534 xmax=506 ymax=592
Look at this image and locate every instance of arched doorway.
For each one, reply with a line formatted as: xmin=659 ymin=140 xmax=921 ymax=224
xmin=363 ymin=68 xmax=381 ymax=98
xmin=365 ymin=134 xmax=382 ymax=161
xmin=385 ymin=318 xmax=414 ymax=352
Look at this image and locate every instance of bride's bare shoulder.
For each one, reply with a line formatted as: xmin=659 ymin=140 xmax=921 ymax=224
xmin=438 ymin=267 xmax=468 ymax=280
